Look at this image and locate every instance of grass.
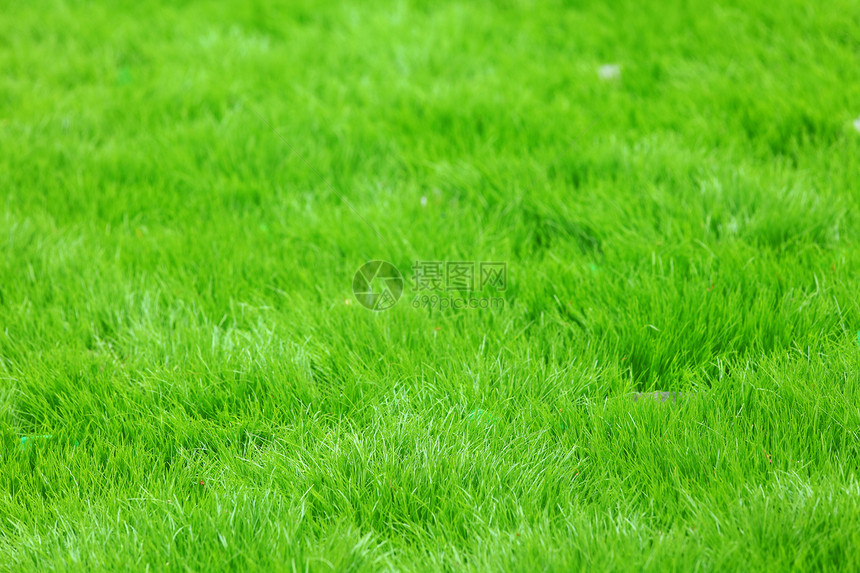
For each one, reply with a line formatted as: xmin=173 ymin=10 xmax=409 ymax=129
xmin=2 ymin=0 xmax=860 ymax=570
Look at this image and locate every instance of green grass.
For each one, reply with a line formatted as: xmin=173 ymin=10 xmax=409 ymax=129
xmin=2 ymin=0 xmax=860 ymax=570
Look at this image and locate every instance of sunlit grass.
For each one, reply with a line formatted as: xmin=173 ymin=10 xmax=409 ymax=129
xmin=1 ymin=0 xmax=860 ymax=570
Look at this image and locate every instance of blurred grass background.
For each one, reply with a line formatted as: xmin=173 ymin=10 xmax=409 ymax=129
xmin=1 ymin=0 xmax=860 ymax=570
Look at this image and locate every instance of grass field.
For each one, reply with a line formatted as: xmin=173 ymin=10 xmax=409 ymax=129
xmin=2 ymin=0 xmax=860 ymax=570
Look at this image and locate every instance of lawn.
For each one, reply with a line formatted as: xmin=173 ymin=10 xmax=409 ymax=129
xmin=2 ymin=0 xmax=860 ymax=570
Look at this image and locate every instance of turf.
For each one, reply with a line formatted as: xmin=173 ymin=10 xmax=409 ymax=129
xmin=2 ymin=0 xmax=860 ymax=570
